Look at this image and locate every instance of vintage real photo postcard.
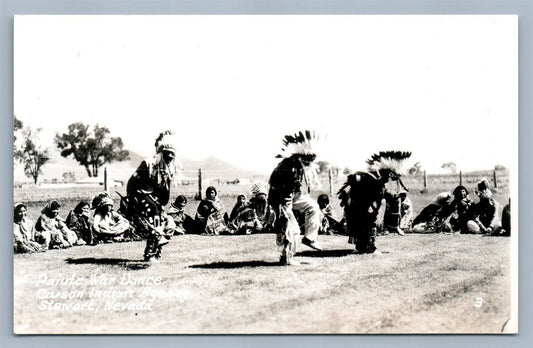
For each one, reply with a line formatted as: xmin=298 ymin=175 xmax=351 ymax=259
xmin=13 ymin=15 xmax=518 ymax=334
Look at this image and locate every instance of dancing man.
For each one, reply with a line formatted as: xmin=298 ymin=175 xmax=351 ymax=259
xmin=338 ymin=151 xmax=411 ymax=254
xmin=122 ymin=130 xmax=180 ymax=262
xmin=268 ymin=130 xmax=323 ymax=266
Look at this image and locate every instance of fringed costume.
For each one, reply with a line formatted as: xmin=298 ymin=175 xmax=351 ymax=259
xmin=268 ymin=130 xmax=323 ymax=266
xmin=122 ymin=130 xmax=180 ymax=262
xmin=339 ymin=151 xmax=411 ymax=253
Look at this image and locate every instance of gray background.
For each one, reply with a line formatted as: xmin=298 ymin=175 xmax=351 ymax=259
xmin=2 ymin=0 xmax=532 ymax=347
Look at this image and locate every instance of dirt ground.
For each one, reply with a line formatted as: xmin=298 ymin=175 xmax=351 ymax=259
xmin=13 ymin=232 xmax=512 ymax=334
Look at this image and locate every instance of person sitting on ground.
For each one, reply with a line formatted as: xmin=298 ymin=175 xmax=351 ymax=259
xmin=35 ymin=200 xmax=82 ymax=248
xmin=466 ymin=178 xmax=502 ymax=234
xmin=501 ymin=198 xmax=511 ymax=236
xmin=195 ymin=186 xmax=231 ymax=235
xmin=229 ymin=194 xmax=248 ymax=222
xmin=248 ymin=182 xmax=276 ymax=233
xmin=91 ymin=192 xmax=131 ymax=242
xmin=167 ymin=195 xmax=196 ymax=235
xmin=229 ymin=184 xmax=273 ymax=235
xmin=382 ymin=189 xmax=412 ymax=235
xmin=14 ymin=203 xmax=45 ymax=253
xmin=317 ymin=194 xmax=344 ymax=235
xmin=66 ymin=201 xmax=94 ymax=245
xmin=440 ymin=185 xmax=473 ymax=234
xmin=411 ymin=192 xmax=453 ymax=233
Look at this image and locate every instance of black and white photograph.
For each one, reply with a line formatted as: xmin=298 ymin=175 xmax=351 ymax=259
xmin=13 ymin=15 xmax=518 ymax=334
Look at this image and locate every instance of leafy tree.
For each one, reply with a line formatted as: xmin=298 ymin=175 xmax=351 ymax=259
xmin=494 ymin=164 xmax=506 ymax=171
xmin=441 ymin=162 xmax=457 ymax=174
xmin=55 ymin=123 xmax=129 ymax=177
xmin=16 ymin=126 xmax=49 ymax=184
xmin=14 ymin=115 xmax=23 ymax=139
xmin=343 ymin=167 xmax=352 ymax=175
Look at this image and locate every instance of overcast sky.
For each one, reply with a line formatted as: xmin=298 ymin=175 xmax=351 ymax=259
xmin=14 ymin=15 xmax=518 ymax=174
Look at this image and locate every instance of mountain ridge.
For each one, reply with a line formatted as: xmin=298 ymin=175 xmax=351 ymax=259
xmin=14 ymin=146 xmax=264 ymax=184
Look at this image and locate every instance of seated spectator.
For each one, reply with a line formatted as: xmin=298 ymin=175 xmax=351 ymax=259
xmin=35 ymin=200 xmax=82 ymax=248
xmin=317 ymin=194 xmax=344 ymax=235
xmin=440 ymin=185 xmax=473 ymax=234
xmin=230 ymin=183 xmax=276 ymax=235
xmin=248 ymin=182 xmax=275 ymax=233
xmin=66 ymin=201 xmax=94 ymax=245
xmin=91 ymin=192 xmax=131 ymax=242
xmin=195 ymin=186 xmax=230 ymax=235
xmin=466 ymin=178 xmax=502 ymax=234
xmin=229 ymin=194 xmax=248 ymax=222
xmin=14 ymin=203 xmax=45 ymax=253
xmin=167 ymin=195 xmax=196 ymax=235
xmin=501 ymin=198 xmax=511 ymax=236
xmin=412 ymin=192 xmax=452 ymax=233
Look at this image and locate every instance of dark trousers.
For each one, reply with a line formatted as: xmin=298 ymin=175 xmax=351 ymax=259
xmin=346 ymin=209 xmax=377 ymax=253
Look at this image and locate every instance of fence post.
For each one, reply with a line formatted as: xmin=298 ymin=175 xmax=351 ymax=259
xmin=197 ymin=169 xmax=202 ymax=200
xmin=423 ymin=170 xmax=427 ymax=191
xmin=493 ymin=170 xmax=498 ymax=188
xmin=328 ymin=168 xmax=333 ymax=195
xmin=459 ymin=170 xmax=462 ymax=186
xmin=104 ymin=167 xmax=108 ymax=192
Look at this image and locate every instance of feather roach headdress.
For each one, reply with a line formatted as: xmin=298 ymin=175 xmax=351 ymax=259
xmin=366 ymin=151 xmax=412 ymax=176
xmin=276 ymin=130 xmax=323 ymax=160
xmin=154 ymin=130 xmax=178 ymax=154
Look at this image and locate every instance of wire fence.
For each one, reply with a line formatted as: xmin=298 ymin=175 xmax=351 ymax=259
xmin=14 ymin=167 xmax=510 ymax=204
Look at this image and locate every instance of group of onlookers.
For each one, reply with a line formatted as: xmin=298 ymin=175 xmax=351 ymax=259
xmin=409 ymin=178 xmax=510 ymax=236
xmin=13 ymin=195 xmax=133 ymax=253
xmin=13 ymin=177 xmax=510 ymax=254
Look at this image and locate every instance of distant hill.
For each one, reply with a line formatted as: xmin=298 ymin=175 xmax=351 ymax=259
xmin=14 ymin=146 xmax=264 ymax=184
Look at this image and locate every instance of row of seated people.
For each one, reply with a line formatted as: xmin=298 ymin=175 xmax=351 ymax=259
xmin=410 ymin=178 xmax=510 ymax=235
xmin=13 ymin=182 xmax=281 ymax=253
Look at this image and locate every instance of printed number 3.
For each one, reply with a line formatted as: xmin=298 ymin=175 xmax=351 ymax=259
xmin=475 ymin=297 xmax=483 ymax=308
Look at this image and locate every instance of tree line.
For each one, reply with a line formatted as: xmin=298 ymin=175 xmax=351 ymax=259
xmin=14 ymin=116 xmax=129 ymax=184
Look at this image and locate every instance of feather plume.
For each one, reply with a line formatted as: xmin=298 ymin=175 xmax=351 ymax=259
xmin=154 ymin=130 xmax=178 ymax=154
xmin=366 ymin=151 xmax=412 ymax=175
xmin=276 ymin=130 xmax=323 ymax=159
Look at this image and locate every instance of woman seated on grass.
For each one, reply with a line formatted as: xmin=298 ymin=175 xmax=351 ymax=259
xmin=195 ymin=186 xmax=230 ymax=235
xmin=439 ymin=185 xmax=473 ymax=234
xmin=167 ymin=195 xmax=196 ymax=235
xmin=14 ymin=203 xmax=45 ymax=253
xmin=66 ymin=201 xmax=94 ymax=245
xmin=466 ymin=178 xmax=502 ymax=235
xmin=411 ymin=192 xmax=452 ymax=233
xmin=35 ymin=200 xmax=83 ymax=249
xmin=91 ymin=192 xmax=131 ymax=242
xmin=229 ymin=194 xmax=248 ymax=222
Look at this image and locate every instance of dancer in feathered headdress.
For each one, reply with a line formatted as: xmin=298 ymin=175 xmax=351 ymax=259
xmin=268 ymin=130 xmax=325 ymax=265
xmin=338 ymin=151 xmax=412 ymax=254
xmin=124 ymin=130 xmax=180 ymax=262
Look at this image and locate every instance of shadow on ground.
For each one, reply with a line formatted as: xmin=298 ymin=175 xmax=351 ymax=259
xmin=190 ymin=260 xmax=282 ymax=269
xmin=66 ymin=258 xmax=151 ymax=270
xmin=296 ymin=249 xmax=355 ymax=258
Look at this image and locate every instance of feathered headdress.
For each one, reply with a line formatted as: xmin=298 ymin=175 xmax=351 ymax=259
xmin=154 ymin=130 xmax=178 ymax=154
xmin=91 ymin=192 xmax=113 ymax=210
xmin=366 ymin=151 xmax=412 ymax=176
xmin=276 ymin=130 xmax=323 ymax=159
xmin=250 ymin=181 xmax=268 ymax=196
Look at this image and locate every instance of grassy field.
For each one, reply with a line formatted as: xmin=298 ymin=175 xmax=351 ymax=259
xmin=14 ymin=233 xmax=511 ymax=334
xmin=13 ymin=175 xmax=513 ymax=334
